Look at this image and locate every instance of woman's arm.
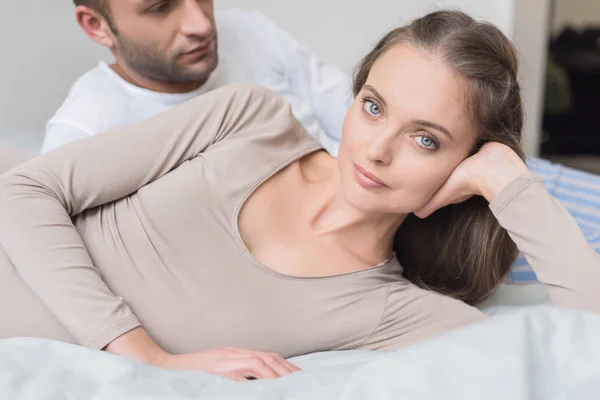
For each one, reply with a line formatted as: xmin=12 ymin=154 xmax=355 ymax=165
xmin=0 ymin=83 xmax=298 ymax=349
xmin=477 ymin=147 xmax=600 ymax=313
xmin=488 ymin=172 xmax=600 ymax=313
xmin=0 ymin=144 xmax=29 ymax=172
xmin=417 ymin=142 xmax=600 ymax=313
xmin=105 ymin=327 xmax=301 ymax=380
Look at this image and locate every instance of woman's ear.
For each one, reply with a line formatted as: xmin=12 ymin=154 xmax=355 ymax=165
xmin=75 ymin=5 xmax=116 ymax=49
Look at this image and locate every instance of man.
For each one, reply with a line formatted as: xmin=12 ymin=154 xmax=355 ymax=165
xmin=42 ymin=0 xmax=352 ymax=155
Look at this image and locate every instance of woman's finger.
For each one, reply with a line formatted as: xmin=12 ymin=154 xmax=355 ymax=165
xmin=224 ymin=373 xmax=248 ymax=382
xmin=259 ymin=353 xmax=299 ymax=375
xmin=272 ymin=354 xmax=301 ymax=373
xmin=229 ymin=348 xmax=301 ymax=374
xmin=233 ymin=357 xmax=280 ymax=379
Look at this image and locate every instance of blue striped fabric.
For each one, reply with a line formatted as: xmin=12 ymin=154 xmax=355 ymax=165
xmin=506 ymin=158 xmax=600 ymax=283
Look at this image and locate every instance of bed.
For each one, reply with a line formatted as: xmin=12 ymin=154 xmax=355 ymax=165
xmin=1 ymin=306 xmax=599 ymax=399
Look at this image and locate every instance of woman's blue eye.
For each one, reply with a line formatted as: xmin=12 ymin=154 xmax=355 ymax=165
xmin=420 ymin=137 xmax=433 ymax=147
xmin=363 ymin=100 xmax=381 ymax=116
xmin=415 ymin=135 xmax=438 ymax=150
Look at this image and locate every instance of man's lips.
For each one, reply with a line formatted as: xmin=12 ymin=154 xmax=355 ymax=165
xmin=182 ymin=40 xmax=212 ymax=57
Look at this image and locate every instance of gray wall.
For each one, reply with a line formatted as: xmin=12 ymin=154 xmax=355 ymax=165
xmin=216 ymin=0 xmax=516 ymax=73
xmin=0 ymin=2 xmax=110 ymax=135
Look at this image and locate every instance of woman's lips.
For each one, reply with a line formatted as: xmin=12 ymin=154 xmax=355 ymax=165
xmin=354 ymin=164 xmax=388 ymax=189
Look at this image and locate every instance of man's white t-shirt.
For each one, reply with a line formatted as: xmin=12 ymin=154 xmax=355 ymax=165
xmin=42 ymin=8 xmax=353 ymax=155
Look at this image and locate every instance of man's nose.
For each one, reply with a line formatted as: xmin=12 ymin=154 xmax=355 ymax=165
xmin=180 ymin=0 xmax=213 ymax=38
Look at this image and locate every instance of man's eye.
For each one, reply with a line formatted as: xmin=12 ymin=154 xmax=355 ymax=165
xmin=150 ymin=2 xmax=170 ymax=13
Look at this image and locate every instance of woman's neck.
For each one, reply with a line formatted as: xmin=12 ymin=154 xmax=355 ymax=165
xmin=299 ymin=152 xmax=406 ymax=266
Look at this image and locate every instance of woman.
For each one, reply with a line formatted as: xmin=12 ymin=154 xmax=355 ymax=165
xmin=1 ymin=11 xmax=599 ymax=381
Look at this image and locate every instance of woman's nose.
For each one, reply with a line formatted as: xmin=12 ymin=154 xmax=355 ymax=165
xmin=365 ymin=132 xmax=394 ymax=165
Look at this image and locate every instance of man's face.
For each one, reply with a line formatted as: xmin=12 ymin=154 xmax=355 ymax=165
xmin=107 ymin=0 xmax=218 ymax=83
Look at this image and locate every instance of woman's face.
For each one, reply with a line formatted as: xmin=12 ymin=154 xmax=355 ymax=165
xmin=338 ymin=43 xmax=479 ymax=214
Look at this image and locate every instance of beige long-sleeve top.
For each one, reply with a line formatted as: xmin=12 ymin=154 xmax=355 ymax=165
xmin=0 ymin=144 xmax=28 ymax=172
xmin=0 ymin=83 xmax=599 ymax=357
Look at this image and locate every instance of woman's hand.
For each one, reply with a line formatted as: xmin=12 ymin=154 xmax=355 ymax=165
xmin=414 ymin=142 xmax=529 ymax=219
xmin=158 ymin=347 xmax=301 ymax=381
xmin=105 ymin=327 xmax=300 ymax=381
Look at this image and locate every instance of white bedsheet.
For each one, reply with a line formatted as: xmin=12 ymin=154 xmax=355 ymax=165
xmin=1 ymin=306 xmax=599 ymax=399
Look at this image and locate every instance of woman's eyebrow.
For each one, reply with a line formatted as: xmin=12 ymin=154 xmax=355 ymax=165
xmin=363 ymin=85 xmax=387 ymax=107
xmin=411 ymin=119 xmax=454 ymax=140
xmin=363 ymin=84 xmax=454 ymax=140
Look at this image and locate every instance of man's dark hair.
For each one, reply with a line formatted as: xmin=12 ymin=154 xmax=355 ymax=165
xmin=74 ymin=0 xmax=119 ymax=34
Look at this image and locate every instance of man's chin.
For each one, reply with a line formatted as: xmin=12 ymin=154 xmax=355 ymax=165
xmin=176 ymin=55 xmax=218 ymax=81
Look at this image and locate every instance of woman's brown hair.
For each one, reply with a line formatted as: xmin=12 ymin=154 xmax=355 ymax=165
xmin=353 ymin=10 xmax=525 ymax=305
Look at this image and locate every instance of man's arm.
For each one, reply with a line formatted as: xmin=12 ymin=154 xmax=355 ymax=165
xmin=255 ymin=12 xmax=353 ymax=156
